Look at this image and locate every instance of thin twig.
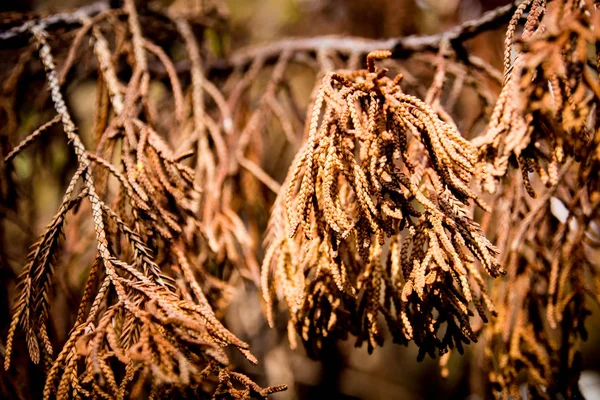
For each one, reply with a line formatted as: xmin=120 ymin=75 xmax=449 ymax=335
xmin=4 ymin=115 xmax=61 ymax=163
xmin=238 ymin=156 xmax=281 ymax=194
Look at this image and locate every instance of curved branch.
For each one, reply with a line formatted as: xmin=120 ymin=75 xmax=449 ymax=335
xmin=226 ymin=0 xmax=522 ymax=69
xmin=0 ymin=1 xmax=109 ymax=41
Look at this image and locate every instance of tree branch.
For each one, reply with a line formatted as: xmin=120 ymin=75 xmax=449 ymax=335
xmin=0 ymin=0 xmax=522 ymax=78
xmin=226 ymin=0 xmax=522 ymax=69
xmin=0 ymin=1 xmax=109 ymax=41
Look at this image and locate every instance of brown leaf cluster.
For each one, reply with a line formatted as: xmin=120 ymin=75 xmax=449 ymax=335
xmin=478 ymin=1 xmax=600 ymax=398
xmin=262 ymin=51 xmax=504 ymax=359
xmin=477 ymin=0 xmax=600 ymax=197
xmin=1 ymin=0 xmax=600 ymax=399
xmin=1 ymin=1 xmax=284 ymax=398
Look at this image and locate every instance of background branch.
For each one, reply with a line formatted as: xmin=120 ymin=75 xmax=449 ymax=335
xmin=0 ymin=1 xmax=108 ymax=41
xmin=225 ymin=0 xmax=521 ymax=70
xmin=1 ymin=0 xmax=521 ymax=76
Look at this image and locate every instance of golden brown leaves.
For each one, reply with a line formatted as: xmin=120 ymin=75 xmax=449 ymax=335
xmin=478 ymin=1 xmax=600 ymax=398
xmin=263 ymin=51 xmax=503 ymax=358
xmin=477 ymin=0 xmax=600 ymax=197
xmin=3 ymin=7 xmax=285 ymax=399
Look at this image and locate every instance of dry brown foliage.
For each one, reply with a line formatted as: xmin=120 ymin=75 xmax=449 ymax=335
xmin=262 ymin=50 xmax=503 ymax=360
xmin=0 ymin=0 xmax=599 ymax=399
xmin=1 ymin=1 xmax=284 ymax=398
xmin=478 ymin=1 xmax=600 ymax=398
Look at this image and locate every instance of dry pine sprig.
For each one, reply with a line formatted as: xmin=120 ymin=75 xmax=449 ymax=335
xmin=476 ymin=0 xmax=600 ymax=197
xmin=479 ymin=1 xmax=600 ymax=398
xmin=2 ymin=2 xmax=285 ymax=398
xmin=262 ymin=50 xmax=504 ymax=358
xmin=2 ymin=0 xmax=600 ymax=398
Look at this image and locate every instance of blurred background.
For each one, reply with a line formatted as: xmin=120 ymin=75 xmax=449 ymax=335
xmin=1 ymin=0 xmax=600 ymax=399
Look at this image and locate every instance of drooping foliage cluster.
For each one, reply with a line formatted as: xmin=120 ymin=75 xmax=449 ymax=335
xmin=0 ymin=0 xmax=599 ymax=399
xmin=262 ymin=50 xmax=503 ymax=360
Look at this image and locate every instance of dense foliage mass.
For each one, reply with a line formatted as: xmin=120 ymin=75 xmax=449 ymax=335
xmin=0 ymin=0 xmax=598 ymax=399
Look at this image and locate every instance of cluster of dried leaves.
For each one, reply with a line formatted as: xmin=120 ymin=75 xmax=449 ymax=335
xmin=478 ymin=0 xmax=600 ymax=398
xmin=262 ymin=50 xmax=504 ymax=359
xmin=1 ymin=0 xmax=600 ymax=399
xmin=254 ymin=0 xmax=600 ymax=397
xmin=1 ymin=0 xmax=284 ymax=398
xmin=478 ymin=0 xmax=599 ymax=196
